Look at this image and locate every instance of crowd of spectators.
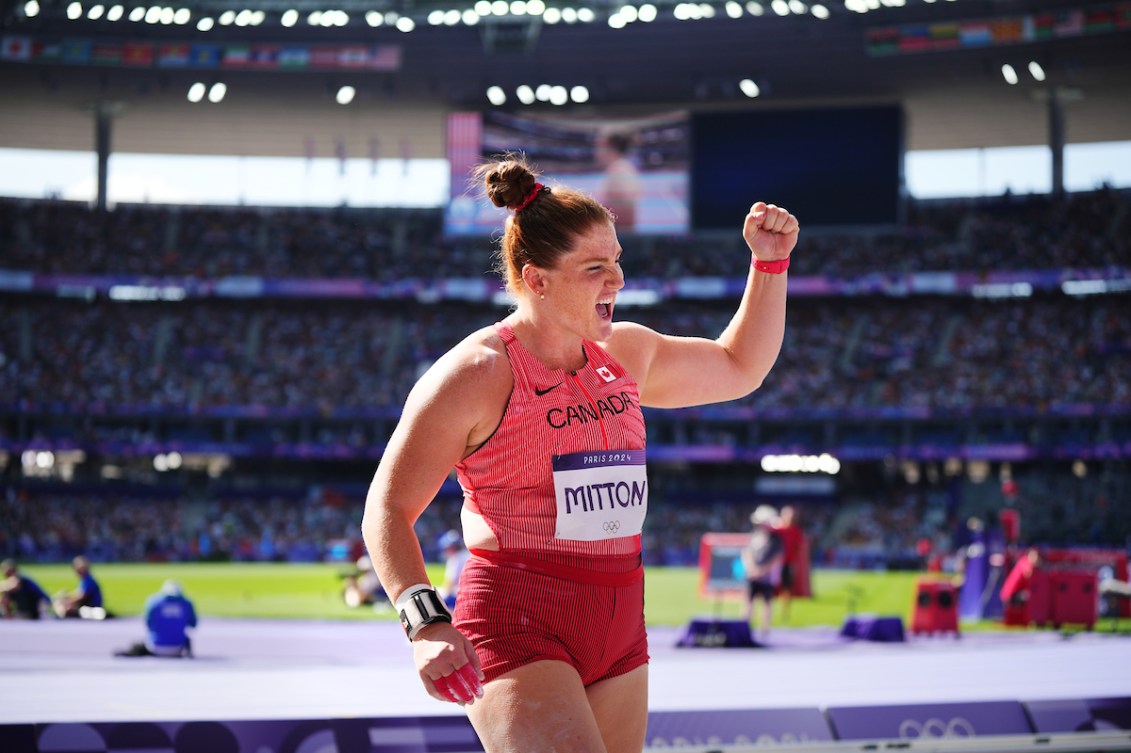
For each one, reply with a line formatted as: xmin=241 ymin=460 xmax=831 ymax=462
xmin=1 ymin=188 xmax=1127 ymax=280
xmin=2 ymin=294 xmax=1127 ymax=418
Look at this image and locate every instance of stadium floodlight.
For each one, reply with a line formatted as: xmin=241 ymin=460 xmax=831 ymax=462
xmin=154 ymin=454 xmax=169 ymax=472
xmin=128 ymin=5 xmax=143 ymax=20
xmin=106 ymin=3 xmax=123 ymax=19
xmin=486 ymin=86 xmax=506 ymax=105
xmin=577 ymin=7 xmax=595 ymax=21
xmin=395 ymin=16 xmax=414 ymax=30
xmin=637 ymin=3 xmax=656 ymax=21
xmin=336 ymin=85 xmax=356 ymax=105
xmin=364 ymin=10 xmax=381 ymax=25
xmin=475 ymin=0 xmax=491 ymax=14
xmin=160 ymin=6 xmax=174 ymax=24
xmin=235 ymin=9 xmax=253 ymax=26
xmin=1001 ymin=63 xmax=1019 ymax=85
xmin=427 ymin=9 xmax=444 ymax=24
xmin=173 ymin=7 xmax=189 ymax=23
xmin=187 ymin=82 xmax=206 ymax=102
xmin=608 ymin=12 xmax=626 ymax=27
xmin=535 ymin=83 xmax=552 ymax=101
xmin=569 ymin=85 xmax=589 ymax=103
xmin=510 ymin=0 xmax=527 ymax=15
xmin=208 ymin=82 xmax=226 ymax=102
xmin=527 ymin=0 xmax=545 ymax=14
xmin=144 ymin=6 xmax=160 ymax=23
xmin=166 ymin=451 xmax=183 ymax=470
xmin=219 ymin=9 xmax=235 ymax=24
xmin=462 ymin=9 xmax=480 ymax=24
xmin=491 ymin=0 xmax=507 ymax=14
xmin=196 ymin=15 xmax=213 ymax=29
xmin=1029 ymin=61 xmax=1046 ymax=81
xmin=251 ymin=9 xmax=265 ymax=24
xmin=561 ymin=6 xmax=578 ymax=22
xmin=516 ymin=84 xmax=535 ymax=104
xmin=87 ymin=4 xmax=104 ymax=19
xmin=811 ymin=3 xmax=829 ymax=18
xmin=739 ymin=78 xmax=760 ymax=97
xmin=745 ymin=1 xmax=764 ymax=15
xmin=281 ymin=8 xmax=298 ymax=26
xmin=67 ymin=2 xmax=82 ymax=19
xmin=725 ymin=1 xmax=742 ymax=17
xmin=23 ymin=0 xmax=40 ymax=18
xmin=549 ymin=85 xmax=568 ymax=105
xmin=620 ymin=5 xmax=638 ymax=22
xmin=673 ymin=4 xmax=690 ymax=20
xmin=543 ymin=6 xmax=561 ymax=22
xmin=443 ymin=9 xmax=461 ymax=25
xmin=788 ymin=0 xmax=806 ymax=13
xmin=771 ymin=0 xmax=789 ymax=15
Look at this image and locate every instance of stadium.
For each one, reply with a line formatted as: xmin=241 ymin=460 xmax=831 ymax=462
xmin=1 ymin=0 xmax=1130 ymax=750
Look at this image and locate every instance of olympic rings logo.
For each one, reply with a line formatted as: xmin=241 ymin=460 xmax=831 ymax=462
xmin=603 ymin=521 xmax=621 ymax=534
xmin=898 ymin=717 xmax=976 ymax=739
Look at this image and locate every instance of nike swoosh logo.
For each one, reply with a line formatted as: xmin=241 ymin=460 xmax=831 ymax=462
xmin=534 ymin=382 xmax=563 ymax=396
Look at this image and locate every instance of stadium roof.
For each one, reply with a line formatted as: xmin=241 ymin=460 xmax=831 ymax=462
xmin=1 ymin=0 xmax=1128 ymax=157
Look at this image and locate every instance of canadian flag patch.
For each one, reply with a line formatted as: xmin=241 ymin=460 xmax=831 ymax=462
xmin=595 ymin=365 xmax=618 ymax=383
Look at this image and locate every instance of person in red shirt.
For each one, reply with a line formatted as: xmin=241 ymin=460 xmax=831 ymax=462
xmin=773 ymin=505 xmax=804 ymax=621
xmin=1001 ymin=547 xmax=1041 ymax=606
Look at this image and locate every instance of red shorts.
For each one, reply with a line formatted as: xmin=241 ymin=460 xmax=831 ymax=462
xmin=453 ymin=549 xmax=649 ymax=687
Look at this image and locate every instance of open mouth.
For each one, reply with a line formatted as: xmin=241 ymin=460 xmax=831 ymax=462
xmin=596 ymin=298 xmax=613 ymax=320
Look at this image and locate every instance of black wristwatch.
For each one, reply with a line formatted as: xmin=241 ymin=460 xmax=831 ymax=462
xmin=396 ymin=586 xmax=453 ymax=641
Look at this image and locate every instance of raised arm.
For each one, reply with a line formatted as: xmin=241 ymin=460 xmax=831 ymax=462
xmin=609 ymin=201 xmax=798 ymax=409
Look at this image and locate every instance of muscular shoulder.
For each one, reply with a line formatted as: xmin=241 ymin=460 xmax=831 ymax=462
xmin=404 ymin=325 xmax=513 ymax=442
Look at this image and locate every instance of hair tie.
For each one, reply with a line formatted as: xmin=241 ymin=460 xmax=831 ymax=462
xmin=514 ymin=183 xmax=544 ymax=213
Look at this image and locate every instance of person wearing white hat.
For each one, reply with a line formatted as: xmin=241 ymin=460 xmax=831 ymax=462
xmin=741 ymin=505 xmax=784 ymax=642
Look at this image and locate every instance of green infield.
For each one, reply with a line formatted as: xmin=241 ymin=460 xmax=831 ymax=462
xmin=18 ymin=562 xmax=1129 ymax=634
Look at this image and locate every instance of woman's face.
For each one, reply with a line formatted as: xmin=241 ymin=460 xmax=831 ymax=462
xmin=539 ymin=221 xmax=625 ymax=342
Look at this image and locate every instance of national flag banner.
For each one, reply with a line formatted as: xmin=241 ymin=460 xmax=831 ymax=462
xmin=897 ymin=24 xmax=930 ymax=52
xmin=62 ymin=39 xmax=92 ymax=63
xmin=249 ymin=44 xmax=279 ymax=68
xmin=1033 ymin=12 xmax=1055 ymax=39
xmin=1 ymin=36 xmax=32 ymax=61
xmin=189 ymin=43 xmax=221 ymax=67
xmin=369 ymin=45 xmax=401 ymax=70
xmin=278 ymin=46 xmax=310 ymax=69
xmin=1084 ymin=7 xmax=1116 ymax=32
xmin=337 ymin=46 xmax=370 ymax=68
xmin=91 ymin=42 xmax=123 ymax=64
xmin=223 ymin=44 xmax=251 ymax=67
xmin=34 ymin=40 xmax=63 ymax=62
xmin=864 ymin=27 xmax=899 ymax=55
xmin=928 ymin=24 xmax=961 ymax=50
xmin=309 ymin=47 xmax=339 ymax=68
xmin=157 ymin=43 xmax=191 ymax=68
xmin=122 ymin=42 xmax=154 ymax=66
xmin=990 ymin=18 xmax=1024 ymax=44
xmin=1052 ymin=9 xmax=1084 ymax=35
xmin=958 ymin=21 xmax=993 ymax=46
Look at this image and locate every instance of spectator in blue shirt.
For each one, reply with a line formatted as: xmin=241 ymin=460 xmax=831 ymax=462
xmin=115 ymin=580 xmax=198 ymax=658
xmin=53 ymin=556 xmax=105 ymax=619
xmin=0 ymin=559 xmax=52 ymax=619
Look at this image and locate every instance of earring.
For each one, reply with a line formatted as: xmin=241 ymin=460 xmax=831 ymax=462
xmin=540 ymin=293 xmax=545 ymax=300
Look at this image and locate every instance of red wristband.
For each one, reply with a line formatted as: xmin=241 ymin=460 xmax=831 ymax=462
xmin=752 ymin=256 xmax=790 ymax=275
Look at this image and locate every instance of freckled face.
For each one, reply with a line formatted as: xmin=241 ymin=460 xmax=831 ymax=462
xmin=543 ymin=221 xmax=625 ymax=342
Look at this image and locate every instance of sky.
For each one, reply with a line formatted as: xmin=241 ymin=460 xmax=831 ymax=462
xmin=0 ymin=141 xmax=1128 ymax=208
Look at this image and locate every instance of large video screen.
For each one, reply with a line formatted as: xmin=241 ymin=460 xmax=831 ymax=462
xmin=691 ymin=105 xmax=905 ymax=229
xmin=445 ymin=110 xmax=690 ymax=237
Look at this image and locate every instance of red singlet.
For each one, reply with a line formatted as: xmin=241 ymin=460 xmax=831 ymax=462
xmin=452 ymin=322 xmax=650 ymax=685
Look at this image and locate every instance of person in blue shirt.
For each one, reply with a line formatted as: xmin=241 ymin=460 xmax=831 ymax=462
xmin=115 ymin=580 xmax=198 ymax=658
xmin=53 ymin=555 xmax=104 ymax=619
xmin=0 ymin=559 xmax=52 ymax=619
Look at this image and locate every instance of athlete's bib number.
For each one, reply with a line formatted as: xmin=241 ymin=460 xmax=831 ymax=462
xmin=551 ymin=449 xmax=648 ymax=541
